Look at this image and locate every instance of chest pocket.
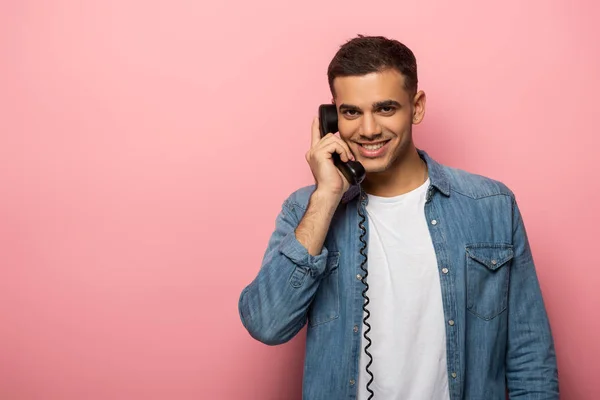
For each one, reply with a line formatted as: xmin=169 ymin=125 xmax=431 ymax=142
xmin=466 ymin=243 xmax=513 ymax=320
xmin=308 ymin=251 xmax=340 ymax=327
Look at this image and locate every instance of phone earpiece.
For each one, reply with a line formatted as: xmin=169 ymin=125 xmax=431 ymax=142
xmin=318 ymin=104 xmax=338 ymax=137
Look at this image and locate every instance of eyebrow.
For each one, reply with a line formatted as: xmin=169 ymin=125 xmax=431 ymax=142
xmin=339 ymin=99 xmax=401 ymax=112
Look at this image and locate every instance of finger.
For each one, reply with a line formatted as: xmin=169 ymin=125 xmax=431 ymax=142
xmin=311 ymin=117 xmax=322 ymax=148
xmin=322 ymin=141 xmax=351 ymax=163
xmin=320 ymin=135 xmax=355 ymax=161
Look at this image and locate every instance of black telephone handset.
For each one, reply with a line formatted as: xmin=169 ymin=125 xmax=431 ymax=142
xmin=318 ymin=104 xmax=374 ymax=399
xmin=318 ymin=104 xmax=366 ymax=186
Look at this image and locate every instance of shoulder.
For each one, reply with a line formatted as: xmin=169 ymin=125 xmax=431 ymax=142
xmin=441 ymin=164 xmax=515 ymax=200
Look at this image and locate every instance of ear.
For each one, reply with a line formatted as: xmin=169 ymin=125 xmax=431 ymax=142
xmin=412 ymin=90 xmax=426 ymax=124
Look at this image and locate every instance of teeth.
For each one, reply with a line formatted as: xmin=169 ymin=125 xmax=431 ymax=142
xmin=362 ymin=142 xmax=385 ymax=150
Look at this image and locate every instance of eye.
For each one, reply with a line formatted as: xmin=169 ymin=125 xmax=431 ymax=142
xmin=342 ymin=110 xmax=360 ymax=117
xmin=378 ymin=106 xmax=396 ymax=114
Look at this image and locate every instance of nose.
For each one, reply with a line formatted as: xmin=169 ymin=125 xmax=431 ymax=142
xmin=360 ymin=112 xmax=381 ymax=139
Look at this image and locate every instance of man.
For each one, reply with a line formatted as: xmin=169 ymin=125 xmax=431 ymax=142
xmin=238 ymin=35 xmax=559 ymax=400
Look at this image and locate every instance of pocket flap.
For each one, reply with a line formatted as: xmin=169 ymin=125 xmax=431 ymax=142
xmin=466 ymin=244 xmax=514 ymax=270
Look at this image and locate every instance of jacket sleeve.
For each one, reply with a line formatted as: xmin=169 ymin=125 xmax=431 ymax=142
xmin=238 ymin=197 xmax=333 ymax=345
xmin=506 ymin=195 xmax=559 ymax=398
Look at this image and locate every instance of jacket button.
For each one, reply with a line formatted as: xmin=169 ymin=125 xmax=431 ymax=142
xmin=356 ymin=274 xmax=362 ymax=280
xmin=442 ymin=268 xmax=449 ymax=274
xmin=349 ymin=379 xmax=355 ymax=386
xmin=353 ymin=325 xmax=359 ymax=333
xmin=448 ymin=320 xmax=455 ymax=326
xmin=431 ymin=219 xmax=438 ymax=225
xmin=451 ymin=372 xmax=457 ymax=378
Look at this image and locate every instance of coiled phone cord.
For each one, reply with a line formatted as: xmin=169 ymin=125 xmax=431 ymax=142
xmin=357 ymin=187 xmax=374 ymax=399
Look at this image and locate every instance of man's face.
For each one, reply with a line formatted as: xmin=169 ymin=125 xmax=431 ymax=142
xmin=333 ymin=68 xmax=425 ymax=174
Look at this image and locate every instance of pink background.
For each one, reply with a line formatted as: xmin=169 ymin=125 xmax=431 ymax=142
xmin=1 ymin=0 xmax=599 ymax=399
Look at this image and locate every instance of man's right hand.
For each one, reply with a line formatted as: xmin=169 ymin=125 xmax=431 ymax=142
xmin=305 ymin=116 xmax=355 ymax=198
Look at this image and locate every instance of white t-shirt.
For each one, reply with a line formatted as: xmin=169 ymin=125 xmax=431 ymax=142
xmin=356 ymin=178 xmax=450 ymax=400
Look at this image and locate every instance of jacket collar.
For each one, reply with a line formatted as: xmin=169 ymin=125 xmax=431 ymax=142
xmin=340 ymin=148 xmax=451 ymax=204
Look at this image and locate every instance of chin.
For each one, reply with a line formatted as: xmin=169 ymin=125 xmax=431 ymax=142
xmin=361 ymin=158 xmax=391 ymax=174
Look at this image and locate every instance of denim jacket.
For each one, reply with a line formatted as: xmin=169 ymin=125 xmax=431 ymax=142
xmin=238 ymin=149 xmax=559 ymax=399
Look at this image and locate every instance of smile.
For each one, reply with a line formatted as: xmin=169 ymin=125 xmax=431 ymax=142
xmin=356 ymin=140 xmax=391 ymax=158
xmin=360 ymin=142 xmax=388 ymax=150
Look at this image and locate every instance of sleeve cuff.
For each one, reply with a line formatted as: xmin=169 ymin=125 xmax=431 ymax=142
xmin=278 ymin=230 xmax=329 ymax=277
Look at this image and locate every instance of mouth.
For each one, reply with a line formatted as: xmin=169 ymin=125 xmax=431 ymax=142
xmin=356 ymin=140 xmax=391 ymax=158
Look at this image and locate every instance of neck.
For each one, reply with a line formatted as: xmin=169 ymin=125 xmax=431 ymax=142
xmin=361 ymin=147 xmax=428 ymax=197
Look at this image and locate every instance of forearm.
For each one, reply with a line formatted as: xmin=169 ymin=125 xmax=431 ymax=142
xmin=505 ymin=256 xmax=559 ymax=399
xmin=294 ymin=189 xmax=341 ymax=256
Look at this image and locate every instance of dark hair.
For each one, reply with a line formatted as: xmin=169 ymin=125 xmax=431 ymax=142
xmin=327 ymin=35 xmax=418 ymax=98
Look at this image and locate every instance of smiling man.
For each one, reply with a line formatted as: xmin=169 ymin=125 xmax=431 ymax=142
xmin=238 ymin=35 xmax=559 ymax=400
